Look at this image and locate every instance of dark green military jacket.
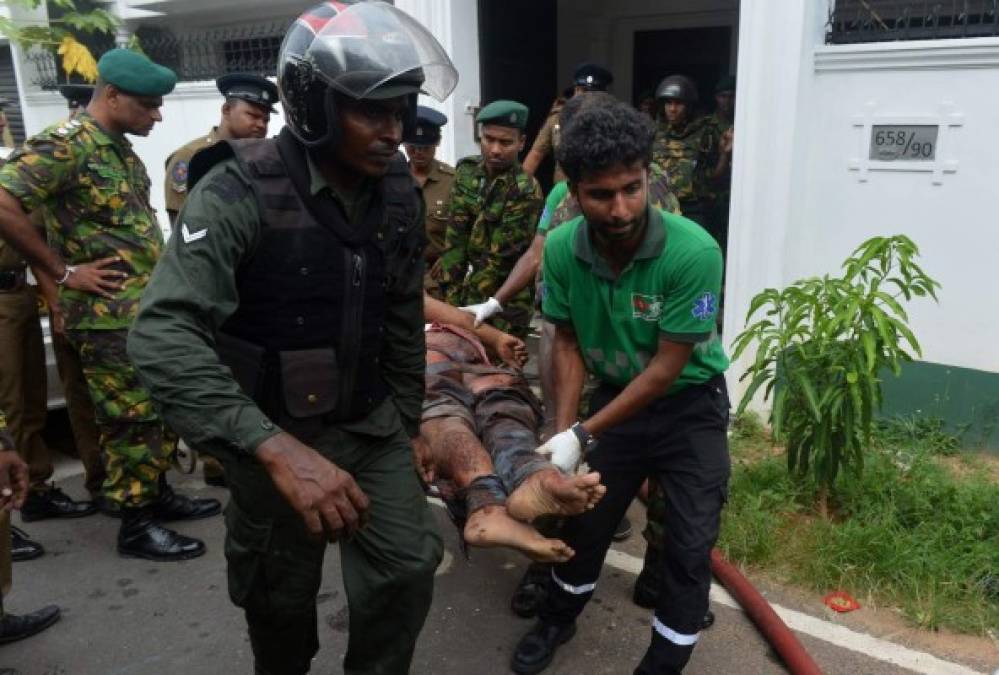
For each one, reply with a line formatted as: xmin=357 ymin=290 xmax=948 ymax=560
xmin=128 ymin=153 xmax=426 ymax=457
xmin=435 ymin=156 xmax=542 ymax=335
xmin=0 ymin=112 xmax=161 ymax=330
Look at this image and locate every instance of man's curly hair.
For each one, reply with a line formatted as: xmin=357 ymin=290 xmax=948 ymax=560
xmin=556 ymin=98 xmax=655 ymax=184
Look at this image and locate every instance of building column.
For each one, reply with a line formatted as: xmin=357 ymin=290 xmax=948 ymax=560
xmin=722 ymin=0 xmax=825 ymax=408
xmin=394 ymin=0 xmax=481 ymax=165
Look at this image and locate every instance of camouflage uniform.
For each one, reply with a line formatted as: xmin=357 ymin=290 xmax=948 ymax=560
xmin=0 ymin=112 xmax=175 ymax=508
xmin=651 ymin=117 xmax=714 ymax=224
xmin=435 ymin=156 xmax=543 ymax=338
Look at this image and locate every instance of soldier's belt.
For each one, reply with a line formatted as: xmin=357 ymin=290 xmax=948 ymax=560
xmin=0 ymin=267 xmax=27 ymax=292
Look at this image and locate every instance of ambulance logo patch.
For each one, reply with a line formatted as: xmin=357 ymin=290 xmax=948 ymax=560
xmin=691 ymin=292 xmax=717 ymax=321
xmin=631 ymin=293 xmax=664 ymax=321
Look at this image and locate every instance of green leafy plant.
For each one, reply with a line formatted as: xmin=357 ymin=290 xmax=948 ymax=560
xmin=0 ymin=0 xmax=119 ymax=82
xmin=730 ymin=235 xmax=939 ymax=515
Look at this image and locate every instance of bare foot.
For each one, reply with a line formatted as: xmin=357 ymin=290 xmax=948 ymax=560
xmin=463 ymin=505 xmax=575 ymax=563
xmin=506 ymin=469 xmax=606 ymax=523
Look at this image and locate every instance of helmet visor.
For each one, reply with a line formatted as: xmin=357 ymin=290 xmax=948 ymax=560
xmin=302 ymin=2 xmax=458 ymax=101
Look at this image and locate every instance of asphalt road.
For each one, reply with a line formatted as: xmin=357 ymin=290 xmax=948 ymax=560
xmin=2 ymin=465 xmax=992 ymax=675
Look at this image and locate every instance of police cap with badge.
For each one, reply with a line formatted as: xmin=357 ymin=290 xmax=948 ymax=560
xmin=216 ymin=73 xmax=278 ymax=113
xmin=574 ymin=63 xmax=613 ymax=92
xmin=476 ymin=100 xmax=529 ymax=131
xmin=404 ymin=106 xmax=447 ymax=146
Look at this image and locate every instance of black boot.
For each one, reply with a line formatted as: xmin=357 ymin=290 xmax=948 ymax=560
xmin=510 ymin=620 xmax=577 ymax=674
xmin=10 ymin=526 xmax=44 ymax=562
xmin=633 ymin=545 xmax=660 ymax=609
xmin=152 ymin=483 xmax=221 ymax=522
xmin=511 ymin=563 xmax=551 ymax=618
xmin=0 ymin=605 xmax=60 ymax=644
xmin=117 ymin=507 xmax=206 ymax=561
xmin=20 ymin=486 xmax=96 ymax=521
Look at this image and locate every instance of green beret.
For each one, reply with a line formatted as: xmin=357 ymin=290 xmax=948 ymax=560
xmin=97 ymin=48 xmax=177 ymax=97
xmin=477 ymin=100 xmax=529 ymax=131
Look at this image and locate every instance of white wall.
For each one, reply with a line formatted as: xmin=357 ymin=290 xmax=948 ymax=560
xmin=725 ymin=1 xmax=999 ymax=410
xmin=395 ymin=0 xmax=481 ymax=164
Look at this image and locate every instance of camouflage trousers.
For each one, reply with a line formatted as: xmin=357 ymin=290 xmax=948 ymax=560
xmin=65 ymin=329 xmax=176 ymax=507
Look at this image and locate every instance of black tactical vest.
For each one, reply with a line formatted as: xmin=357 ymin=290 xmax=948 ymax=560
xmin=189 ymin=129 xmax=423 ymax=423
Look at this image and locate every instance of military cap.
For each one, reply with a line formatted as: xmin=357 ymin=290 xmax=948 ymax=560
xmin=97 ymin=48 xmax=177 ymax=97
xmin=404 ymin=105 xmax=447 ymax=145
xmin=714 ymin=75 xmax=736 ymax=94
xmin=476 ymin=100 xmax=529 ymax=131
xmin=217 ymin=73 xmax=278 ymax=112
xmin=573 ymin=63 xmax=613 ymax=91
xmin=58 ymin=84 xmax=94 ymax=109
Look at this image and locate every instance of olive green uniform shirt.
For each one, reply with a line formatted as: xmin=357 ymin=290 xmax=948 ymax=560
xmin=129 ymin=153 xmax=427 ymax=458
xmin=164 ymin=127 xmax=221 ymax=219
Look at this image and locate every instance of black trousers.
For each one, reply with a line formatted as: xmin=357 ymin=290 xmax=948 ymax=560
xmin=538 ymin=376 xmax=730 ymax=674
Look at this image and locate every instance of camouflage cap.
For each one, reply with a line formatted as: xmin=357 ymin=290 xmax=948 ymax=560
xmin=477 ymin=99 xmax=528 ymax=131
xmin=97 ymin=48 xmax=177 ymax=97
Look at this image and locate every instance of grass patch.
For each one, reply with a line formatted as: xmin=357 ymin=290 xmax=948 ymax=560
xmin=720 ymin=415 xmax=998 ymax=636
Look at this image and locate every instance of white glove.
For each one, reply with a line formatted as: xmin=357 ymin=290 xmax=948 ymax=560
xmin=459 ymin=296 xmax=503 ymax=327
xmin=536 ymin=429 xmax=582 ymax=474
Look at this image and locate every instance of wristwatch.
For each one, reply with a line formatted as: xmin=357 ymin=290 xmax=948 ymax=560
xmin=570 ymin=422 xmax=597 ymax=452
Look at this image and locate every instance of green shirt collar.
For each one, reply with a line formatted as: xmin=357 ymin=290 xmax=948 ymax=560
xmin=305 ymin=152 xmax=329 ymax=197
xmin=573 ymin=205 xmax=666 ymax=280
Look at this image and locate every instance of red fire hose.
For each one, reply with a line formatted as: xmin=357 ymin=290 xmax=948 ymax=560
xmin=710 ymin=548 xmax=824 ymax=675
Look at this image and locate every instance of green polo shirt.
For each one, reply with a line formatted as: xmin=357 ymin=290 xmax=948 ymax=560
xmin=536 ymin=181 xmax=569 ymax=235
xmin=542 ymin=206 xmax=729 ymax=392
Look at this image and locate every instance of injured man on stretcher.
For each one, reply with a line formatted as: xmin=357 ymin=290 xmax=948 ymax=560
xmin=417 ymin=297 xmax=606 ymax=563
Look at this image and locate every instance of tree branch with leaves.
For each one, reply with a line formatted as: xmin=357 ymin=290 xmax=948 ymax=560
xmin=731 ymin=235 xmax=940 ymax=517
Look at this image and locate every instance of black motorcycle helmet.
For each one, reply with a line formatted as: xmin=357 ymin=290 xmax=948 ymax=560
xmin=654 ymin=74 xmax=699 ymax=105
xmin=277 ymin=1 xmax=458 ymax=148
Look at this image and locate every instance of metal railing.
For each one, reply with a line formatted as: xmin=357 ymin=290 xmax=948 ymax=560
xmin=827 ymin=0 xmax=999 ymax=44
xmin=26 ymin=20 xmax=290 ymax=89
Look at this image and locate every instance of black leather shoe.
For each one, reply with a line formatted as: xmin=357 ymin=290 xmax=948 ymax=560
xmin=0 ymin=605 xmax=60 ymax=644
xmin=511 ymin=620 xmax=577 ymax=674
xmin=612 ymin=516 xmax=632 ymax=542
xmin=10 ymin=526 xmax=44 ymax=562
xmin=152 ymin=485 xmax=221 ymax=522
xmin=701 ymin=609 xmax=715 ymax=630
xmin=633 ymin=546 xmax=660 ymax=609
xmin=20 ymin=486 xmax=96 ymax=522
xmin=95 ymin=496 xmax=122 ymax=518
xmin=118 ymin=508 xmax=206 ymax=562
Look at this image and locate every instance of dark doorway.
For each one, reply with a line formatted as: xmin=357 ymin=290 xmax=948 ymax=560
xmin=477 ymin=0 xmax=557 ymax=190
xmin=633 ymin=26 xmax=732 ymax=118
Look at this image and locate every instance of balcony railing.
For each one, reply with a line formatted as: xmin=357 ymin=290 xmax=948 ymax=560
xmin=26 ymin=20 xmax=290 ymax=89
xmin=827 ymin=0 xmax=999 ymax=44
